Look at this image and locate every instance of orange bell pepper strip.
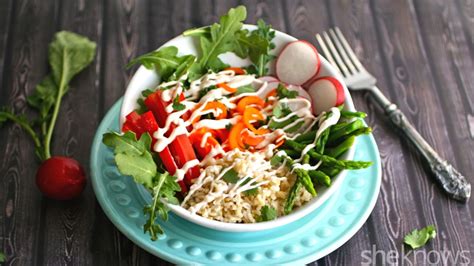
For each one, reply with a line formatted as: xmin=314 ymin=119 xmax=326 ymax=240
xmin=217 ymin=83 xmax=237 ymax=93
xmin=229 ymin=121 xmax=246 ymax=150
xmin=243 ymin=107 xmax=265 ymax=133
xmin=192 ymin=101 xmax=228 ymax=123
xmin=242 ymin=130 xmax=265 ymax=147
xmin=224 ymin=67 xmax=246 ymax=75
xmin=204 ymin=101 xmax=227 ymax=119
xmin=236 ymin=96 xmax=265 ymax=114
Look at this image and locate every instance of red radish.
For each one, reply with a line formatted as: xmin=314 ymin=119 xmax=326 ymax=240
xmin=276 ymin=40 xmax=321 ymax=85
xmin=306 ymin=76 xmax=345 ymax=115
xmin=287 ymin=84 xmax=311 ymax=102
xmin=36 ymin=156 xmax=87 ymax=200
xmin=258 ymin=76 xmax=279 ymax=83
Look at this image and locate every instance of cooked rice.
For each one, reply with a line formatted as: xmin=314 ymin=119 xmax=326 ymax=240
xmin=182 ymin=149 xmax=312 ymax=223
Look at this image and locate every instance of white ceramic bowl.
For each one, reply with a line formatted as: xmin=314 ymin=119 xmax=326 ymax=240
xmin=121 ymin=25 xmax=356 ymax=232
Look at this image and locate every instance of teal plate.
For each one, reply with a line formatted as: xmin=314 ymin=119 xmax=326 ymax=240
xmin=90 ymin=99 xmax=382 ymax=265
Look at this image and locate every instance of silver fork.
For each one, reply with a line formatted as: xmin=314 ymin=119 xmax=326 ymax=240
xmin=315 ymin=28 xmax=470 ymax=202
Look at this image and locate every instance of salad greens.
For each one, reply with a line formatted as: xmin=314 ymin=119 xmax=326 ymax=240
xmin=127 ymin=46 xmax=196 ymax=82
xmin=240 ymin=19 xmax=276 ymax=76
xmin=0 ymin=31 xmax=96 ymax=161
xmin=131 ymin=6 xmax=275 ymax=83
xmin=276 ymin=83 xmax=298 ymax=99
xmin=404 ymin=225 xmax=437 ymax=249
xmin=184 ymin=6 xmax=247 ymax=78
xmin=258 ymin=205 xmax=277 ymax=222
xmin=222 ymin=168 xmax=240 ymax=183
xmin=103 ymin=132 xmax=181 ymax=241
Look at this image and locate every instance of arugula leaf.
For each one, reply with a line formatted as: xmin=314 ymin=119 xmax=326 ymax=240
xmin=276 ymin=83 xmax=298 ymax=99
xmin=234 ymin=29 xmax=268 ymax=62
xmin=258 ymin=205 xmax=277 ymax=222
xmin=241 ymin=19 xmax=276 ymax=76
xmin=184 ymin=6 xmax=247 ymax=78
xmin=222 ymin=168 xmax=239 ymax=183
xmin=235 ymin=85 xmax=255 ymax=95
xmin=128 ymin=46 xmax=196 ymax=82
xmin=0 ymin=251 xmax=5 ymax=262
xmin=404 ymin=225 xmax=437 ymax=249
xmin=103 ymin=131 xmax=182 ymax=241
xmin=103 ymin=132 xmax=156 ymax=188
xmin=143 ymin=172 xmax=181 ymax=241
xmin=172 ymin=96 xmax=185 ymax=111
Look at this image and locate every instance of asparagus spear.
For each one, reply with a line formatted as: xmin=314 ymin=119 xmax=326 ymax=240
xmin=292 ymin=155 xmax=316 ymax=196
xmin=284 ymin=180 xmax=301 ymax=214
xmin=280 ymin=149 xmax=300 ymax=158
xmin=328 ymin=119 xmax=364 ymax=143
xmin=319 ymin=167 xmax=341 ymax=177
xmin=328 ymin=127 xmax=372 ymax=146
xmin=309 ymin=170 xmax=331 ymax=187
xmin=315 ymin=129 xmax=330 ymax=154
xmin=285 ymin=139 xmax=372 ymax=170
xmin=340 ymin=110 xmax=367 ymax=119
xmin=325 ymin=136 xmax=355 ymax=158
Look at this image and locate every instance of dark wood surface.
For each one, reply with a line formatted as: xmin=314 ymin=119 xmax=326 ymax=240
xmin=1 ymin=0 xmax=473 ymax=265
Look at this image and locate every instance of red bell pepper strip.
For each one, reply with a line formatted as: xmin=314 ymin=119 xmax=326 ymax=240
xmin=144 ymin=90 xmax=200 ymax=187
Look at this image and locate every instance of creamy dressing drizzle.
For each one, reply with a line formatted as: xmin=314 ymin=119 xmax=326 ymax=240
xmin=200 ymin=132 xmax=213 ymax=148
xmin=174 ymin=159 xmax=200 ymax=181
xmin=146 ymin=69 xmax=343 ymax=210
xmin=186 ymin=163 xmax=237 ymax=213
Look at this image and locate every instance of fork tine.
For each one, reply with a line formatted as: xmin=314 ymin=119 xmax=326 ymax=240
xmin=322 ymin=31 xmax=350 ymax=77
xmin=334 ymin=27 xmax=364 ymax=70
xmin=315 ymin=33 xmax=341 ymax=74
xmin=329 ymin=28 xmax=357 ymax=74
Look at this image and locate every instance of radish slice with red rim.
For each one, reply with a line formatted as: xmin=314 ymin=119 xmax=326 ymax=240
xmin=306 ymin=76 xmax=345 ymax=115
xmin=276 ymin=40 xmax=321 ymax=85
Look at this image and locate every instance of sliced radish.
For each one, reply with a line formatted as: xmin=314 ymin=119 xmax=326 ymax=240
xmin=258 ymin=76 xmax=279 ymax=83
xmin=276 ymin=40 xmax=321 ymax=85
xmin=306 ymin=76 xmax=345 ymax=115
xmin=287 ymin=84 xmax=311 ymax=102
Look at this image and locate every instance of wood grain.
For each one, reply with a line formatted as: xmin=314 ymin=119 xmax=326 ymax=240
xmin=0 ymin=0 xmax=473 ymax=265
xmin=0 ymin=0 xmax=59 ymax=265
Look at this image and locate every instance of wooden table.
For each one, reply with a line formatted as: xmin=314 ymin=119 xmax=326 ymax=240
xmin=1 ymin=0 xmax=473 ymax=265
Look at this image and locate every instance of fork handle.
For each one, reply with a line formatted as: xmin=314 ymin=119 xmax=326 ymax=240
xmin=368 ymin=86 xmax=471 ymax=202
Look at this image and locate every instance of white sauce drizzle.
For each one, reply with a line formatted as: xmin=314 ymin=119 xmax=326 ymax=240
xmin=200 ymin=132 xmax=212 ymax=148
xmin=174 ymin=159 xmax=200 ymax=181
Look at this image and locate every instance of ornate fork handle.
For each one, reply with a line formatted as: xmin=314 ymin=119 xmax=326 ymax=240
xmin=369 ymin=86 xmax=471 ymax=202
